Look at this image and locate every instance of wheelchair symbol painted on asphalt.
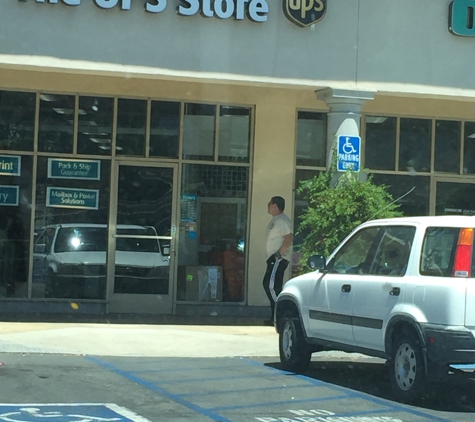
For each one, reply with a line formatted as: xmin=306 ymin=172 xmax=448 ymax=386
xmin=337 ymin=135 xmax=361 ymax=172
xmin=0 ymin=405 xmax=151 ymax=422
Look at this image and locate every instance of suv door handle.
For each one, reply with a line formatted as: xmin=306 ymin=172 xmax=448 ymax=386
xmin=341 ymin=284 xmax=351 ymax=293
xmin=390 ymin=287 xmax=400 ymax=296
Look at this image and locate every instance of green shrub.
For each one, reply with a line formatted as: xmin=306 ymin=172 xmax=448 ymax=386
xmin=296 ymin=168 xmax=403 ymax=272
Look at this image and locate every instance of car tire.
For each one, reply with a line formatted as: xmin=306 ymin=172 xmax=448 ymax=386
xmin=279 ymin=311 xmax=312 ymax=373
xmin=389 ymin=331 xmax=426 ymax=403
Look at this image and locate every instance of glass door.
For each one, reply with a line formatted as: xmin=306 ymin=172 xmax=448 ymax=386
xmin=433 ymin=177 xmax=475 ymax=216
xmin=108 ymin=162 xmax=177 ymax=314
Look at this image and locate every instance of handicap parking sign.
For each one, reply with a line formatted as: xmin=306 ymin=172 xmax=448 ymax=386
xmin=0 ymin=404 xmax=151 ymax=422
xmin=337 ymin=135 xmax=361 ymax=172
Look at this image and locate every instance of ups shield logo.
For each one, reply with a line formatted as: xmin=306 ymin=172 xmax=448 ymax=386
xmin=283 ymin=0 xmax=327 ymax=28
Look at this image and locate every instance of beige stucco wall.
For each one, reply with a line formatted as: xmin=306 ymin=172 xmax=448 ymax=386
xmin=3 ymin=67 xmax=475 ymax=308
xmin=0 ymin=68 xmax=328 ymax=308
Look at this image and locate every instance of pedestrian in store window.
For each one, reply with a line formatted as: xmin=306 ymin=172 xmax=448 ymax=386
xmin=263 ymin=196 xmax=293 ymax=326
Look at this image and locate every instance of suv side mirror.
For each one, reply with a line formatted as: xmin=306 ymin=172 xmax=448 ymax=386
xmin=307 ymin=255 xmax=326 ymax=271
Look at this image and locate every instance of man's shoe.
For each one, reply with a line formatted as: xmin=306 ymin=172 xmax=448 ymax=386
xmin=263 ymin=319 xmax=274 ymax=326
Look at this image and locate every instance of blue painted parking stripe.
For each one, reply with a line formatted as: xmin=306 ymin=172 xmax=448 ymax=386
xmin=210 ymin=393 xmax=352 ymax=411
xmin=89 ymin=356 xmax=456 ymax=422
xmin=176 ymin=383 xmax=312 ymax=398
xmin=87 ymin=357 xmax=233 ymax=422
xmin=139 ymin=371 xmax=284 ymax=385
xmin=252 ymin=365 xmax=455 ymax=422
xmin=131 ymin=363 xmax=253 ymax=374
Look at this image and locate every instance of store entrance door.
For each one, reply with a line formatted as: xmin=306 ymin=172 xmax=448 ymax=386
xmin=108 ymin=162 xmax=177 ymax=314
xmin=433 ymin=177 xmax=475 ymax=216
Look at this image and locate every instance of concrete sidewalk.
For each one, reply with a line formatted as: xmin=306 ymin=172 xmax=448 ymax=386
xmin=0 ymin=322 xmax=280 ymax=357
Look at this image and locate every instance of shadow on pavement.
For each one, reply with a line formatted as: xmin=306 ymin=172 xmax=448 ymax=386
xmin=266 ymin=359 xmax=475 ymax=413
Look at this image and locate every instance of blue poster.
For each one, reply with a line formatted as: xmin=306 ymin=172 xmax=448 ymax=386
xmin=0 ymin=155 xmax=21 ymax=176
xmin=46 ymin=187 xmax=99 ymax=210
xmin=0 ymin=186 xmax=19 ymax=206
xmin=48 ymin=159 xmax=101 ymax=180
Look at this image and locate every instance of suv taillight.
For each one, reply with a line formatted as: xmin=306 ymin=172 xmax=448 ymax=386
xmin=453 ymin=228 xmax=474 ymax=277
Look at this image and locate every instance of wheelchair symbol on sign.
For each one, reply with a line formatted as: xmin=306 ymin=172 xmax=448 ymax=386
xmin=342 ymin=137 xmax=357 ymax=154
xmin=0 ymin=407 xmax=121 ymax=422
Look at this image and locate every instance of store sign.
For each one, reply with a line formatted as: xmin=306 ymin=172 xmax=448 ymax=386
xmin=283 ymin=0 xmax=326 ymax=27
xmin=48 ymin=158 xmax=101 ymax=180
xmin=177 ymin=0 xmax=268 ymax=21
xmin=449 ymin=0 xmax=475 ymax=37
xmin=0 ymin=186 xmax=20 ymax=206
xmin=0 ymin=155 xmax=21 ymax=177
xmin=46 ymin=187 xmax=99 ymax=210
xmin=21 ymin=0 xmax=270 ymax=23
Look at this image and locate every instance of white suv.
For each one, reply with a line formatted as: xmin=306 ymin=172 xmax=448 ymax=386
xmin=275 ymin=216 xmax=475 ymax=402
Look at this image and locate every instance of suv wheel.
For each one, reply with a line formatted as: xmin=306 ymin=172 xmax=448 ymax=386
xmin=279 ymin=311 xmax=311 ymax=372
xmin=389 ymin=331 xmax=425 ymax=402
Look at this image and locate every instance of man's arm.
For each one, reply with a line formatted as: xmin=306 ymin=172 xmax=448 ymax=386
xmin=278 ymin=233 xmax=293 ymax=256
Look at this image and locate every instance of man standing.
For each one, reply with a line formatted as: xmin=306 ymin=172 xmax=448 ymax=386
xmin=262 ymin=196 xmax=293 ymax=326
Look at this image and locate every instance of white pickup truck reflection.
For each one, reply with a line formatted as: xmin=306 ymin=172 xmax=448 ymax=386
xmin=33 ymin=224 xmax=170 ymax=299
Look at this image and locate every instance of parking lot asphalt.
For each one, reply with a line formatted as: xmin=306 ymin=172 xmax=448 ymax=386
xmin=1 ymin=321 xmax=475 ymax=421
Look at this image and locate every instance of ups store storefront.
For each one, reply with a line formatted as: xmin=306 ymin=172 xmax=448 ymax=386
xmin=1 ymin=0 xmax=475 ymax=317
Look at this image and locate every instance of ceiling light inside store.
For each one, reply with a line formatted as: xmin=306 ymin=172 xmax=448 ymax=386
xmin=53 ymin=108 xmax=87 ymax=115
xmin=89 ymin=138 xmax=111 ymax=143
xmin=98 ymin=145 xmax=111 ymax=150
xmin=40 ymin=94 xmax=63 ymax=102
xmin=366 ymin=117 xmax=388 ymax=124
xmin=468 ymin=133 xmax=475 ymax=138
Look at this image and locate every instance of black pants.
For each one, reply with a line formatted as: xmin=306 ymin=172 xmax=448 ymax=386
xmin=262 ymin=255 xmax=289 ymax=319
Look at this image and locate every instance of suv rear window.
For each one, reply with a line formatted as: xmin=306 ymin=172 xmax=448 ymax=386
xmin=420 ymin=227 xmax=462 ymax=277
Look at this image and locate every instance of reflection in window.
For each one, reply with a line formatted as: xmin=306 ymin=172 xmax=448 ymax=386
xmin=0 ymin=155 xmax=32 ymax=299
xmin=116 ymin=99 xmax=146 ymax=156
xmin=296 ymin=111 xmax=326 ymax=167
xmin=218 ymin=106 xmax=251 ymax=163
xmin=0 ymin=91 xmax=35 ymax=151
xmin=150 ymin=101 xmax=180 ymax=158
xmin=399 ymin=118 xmax=431 ymax=172
xmin=114 ymin=166 xmax=172 ymax=295
xmin=55 ymin=227 xmax=107 ymax=253
xmin=177 ymin=164 xmax=248 ymax=303
xmin=420 ymin=227 xmax=458 ymax=276
xmin=369 ymin=226 xmax=415 ymax=276
xmin=464 ymin=122 xmax=475 ymax=174
xmin=38 ymin=93 xmax=75 ymax=153
xmin=364 ymin=116 xmax=396 ymax=170
xmin=32 ymin=157 xmax=111 ymax=299
xmin=183 ymin=103 xmax=216 ymax=160
xmin=327 ymin=227 xmax=380 ymax=274
xmin=77 ymin=97 xmax=114 ymax=156
xmin=371 ymin=173 xmax=429 ymax=216
xmin=435 ymin=182 xmax=475 ymax=216
xmin=435 ymin=120 xmax=460 ymax=173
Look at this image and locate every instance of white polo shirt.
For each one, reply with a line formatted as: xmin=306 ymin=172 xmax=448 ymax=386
xmin=265 ymin=212 xmax=292 ymax=260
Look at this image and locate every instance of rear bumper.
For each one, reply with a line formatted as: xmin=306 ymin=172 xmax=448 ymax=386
xmin=422 ymin=325 xmax=475 ymax=365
